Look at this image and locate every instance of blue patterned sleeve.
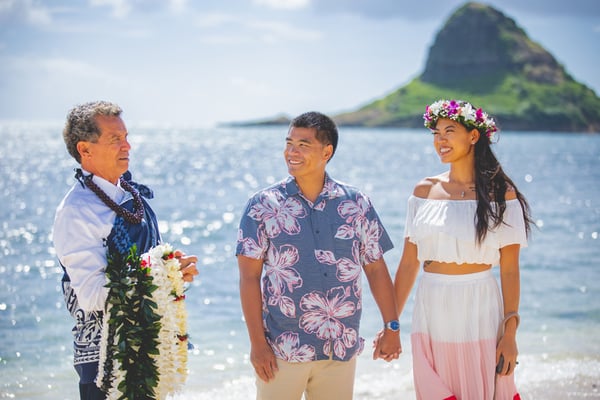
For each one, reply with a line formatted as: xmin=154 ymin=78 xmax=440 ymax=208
xmin=235 ymin=194 xmax=268 ymax=260
xmin=362 ymin=193 xmax=394 ymax=264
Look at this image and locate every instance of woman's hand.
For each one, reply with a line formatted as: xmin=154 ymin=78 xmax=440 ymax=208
xmin=372 ymin=329 xmax=401 ymax=362
xmin=496 ymin=333 xmax=518 ymax=376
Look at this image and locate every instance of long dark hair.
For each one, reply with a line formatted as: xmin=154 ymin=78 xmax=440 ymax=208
xmin=473 ymin=134 xmax=533 ymax=243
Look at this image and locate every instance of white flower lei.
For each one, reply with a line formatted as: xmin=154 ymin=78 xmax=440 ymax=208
xmin=97 ymin=243 xmax=188 ymax=400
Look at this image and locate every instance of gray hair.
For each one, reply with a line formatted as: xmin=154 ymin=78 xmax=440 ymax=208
xmin=63 ymin=100 xmax=122 ymax=163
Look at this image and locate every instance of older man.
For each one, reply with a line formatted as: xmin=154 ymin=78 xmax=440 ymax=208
xmin=53 ymin=101 xmax=198 ymax=400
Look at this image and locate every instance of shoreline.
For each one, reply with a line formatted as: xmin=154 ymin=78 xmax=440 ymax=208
xmin=170 ymin=352 xmax=600 ymax=400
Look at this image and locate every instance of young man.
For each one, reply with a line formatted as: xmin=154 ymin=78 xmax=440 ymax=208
xmin=236 ymin=111 xmax=400 ymax=399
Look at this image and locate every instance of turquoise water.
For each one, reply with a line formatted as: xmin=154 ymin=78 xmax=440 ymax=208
xmin=0 ymin=123 xmax=599 ymax=399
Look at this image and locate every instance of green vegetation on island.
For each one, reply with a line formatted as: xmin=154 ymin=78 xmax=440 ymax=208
xmin=226 ymin=2 xmax=600 ymax=133
xmin=335 ymin=2 xmax=600 ymax=132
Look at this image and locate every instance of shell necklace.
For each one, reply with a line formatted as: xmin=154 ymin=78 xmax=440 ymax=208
xmin=76 ymin=169 xmax=145 ymax=224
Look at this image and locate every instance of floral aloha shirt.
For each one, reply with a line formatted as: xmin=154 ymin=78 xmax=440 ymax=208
xmin=236 ymin=174 xmax=393 ymax=362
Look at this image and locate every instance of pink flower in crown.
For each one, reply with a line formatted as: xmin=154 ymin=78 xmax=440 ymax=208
xmin=447 ymin=100 xmax=459 ymax=116
xmin=423 ymin=105 xmax=433 ymax=123
xmin=423 ymin=99 xmax=498 ymax=143
xmin=475 ymin=108 xmax=485 ymax=123
xmin=249 ymin=190 xmax=307 ymax=238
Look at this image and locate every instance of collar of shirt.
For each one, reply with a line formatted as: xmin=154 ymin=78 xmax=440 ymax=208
xmin=284 ymin=173 xmax=345 ymax=207
xmin=82 ymin=168 xmax=128 ymax=204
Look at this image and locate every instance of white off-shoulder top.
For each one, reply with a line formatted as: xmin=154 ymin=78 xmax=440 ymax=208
xmin=404 ymin=195 xmax=528 ymax=266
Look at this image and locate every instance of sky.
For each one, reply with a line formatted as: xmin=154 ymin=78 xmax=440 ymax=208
xmin=1 ymin=0 xmax=599 ymax=127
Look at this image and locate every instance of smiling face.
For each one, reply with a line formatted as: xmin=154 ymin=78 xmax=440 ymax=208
xmin=284 ymin=126 xmax=333 ymax=182
xmin=77 ymin=115 xmax=131 ymax=184
xmin=432 ymin=118 xmax=480 ymax=164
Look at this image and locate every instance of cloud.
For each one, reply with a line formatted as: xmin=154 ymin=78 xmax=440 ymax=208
xmin=489 ymin=0 xmax=600 ymax=17
xmin=90 ymin=0 xmax=132 ymax=18
xmin=0 ymin=0 xmax=52 ymax=25
xmin=230 ymin=76 xmax=274 ymax=96
xmin=253 ymin=0 xmax=310 ymax=10
xmin=88 ymin=0 xmax=189 ymax=18
xmin=195 ymin=12 xmax=239 ymax=28
xmin=246 ymin=20 xmax=321 ymax=42
xmin=307 ymin=0 xmax=600 ymax=19
xmin=195 ymin=13 xmax=321 ymax=44
xmin=168 ymin=0 xmax=187 ymax=14
xmin=1 ymin=55 xmax=124 ymax=85
xmin=199 ymin=34 xmax=252 ymax=45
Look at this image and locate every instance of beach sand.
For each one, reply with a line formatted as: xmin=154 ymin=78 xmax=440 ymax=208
xmin=172 ymin=370 xmax=600 ymax=399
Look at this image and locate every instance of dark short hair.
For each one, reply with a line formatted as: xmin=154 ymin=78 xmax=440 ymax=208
xmin=289 ymin=111 xmax=339 ymax=161
xmin=63 ymin=100 xmax=122 ymax=163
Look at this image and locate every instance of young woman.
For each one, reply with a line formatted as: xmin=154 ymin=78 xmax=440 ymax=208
xmin=391 ymin=100 xmax=532 ymax=400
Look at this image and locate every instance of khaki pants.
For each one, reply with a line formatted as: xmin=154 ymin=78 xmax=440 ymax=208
xmin=256 ymin=357 xmax=357 ymax=400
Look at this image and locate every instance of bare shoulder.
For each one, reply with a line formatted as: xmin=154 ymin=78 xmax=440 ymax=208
xmin=505 ymin=184 xmax=517 ymax=200
xmin=413 ymin=173 xmax=446 ymax=198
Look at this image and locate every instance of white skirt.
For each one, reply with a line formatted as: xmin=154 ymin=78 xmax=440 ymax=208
xmin=411 ymin=270 xmax=519 ymax=400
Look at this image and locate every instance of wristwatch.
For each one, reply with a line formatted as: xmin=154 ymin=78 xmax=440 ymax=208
xmin=384 ymin=320 xmax=400 ymax=332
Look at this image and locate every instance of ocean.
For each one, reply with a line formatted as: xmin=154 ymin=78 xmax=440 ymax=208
xmin=0 ymin=122 xmax=599 ymax=399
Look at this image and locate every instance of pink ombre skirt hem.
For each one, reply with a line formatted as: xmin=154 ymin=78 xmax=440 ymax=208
xmin=411 ymin=270 xmax=519 ymax=400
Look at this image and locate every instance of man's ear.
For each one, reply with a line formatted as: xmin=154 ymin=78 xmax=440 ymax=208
xmin=323 ymin=144 xmax=333 ymax=162
xmin=77 ymin=141 xmax=91 ymax=159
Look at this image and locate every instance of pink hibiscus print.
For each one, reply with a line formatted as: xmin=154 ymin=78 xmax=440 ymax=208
xmin=354 ymin=218 xmax=385 ymax=264
xmin=322 ymin=326 xmax=359 ymax=360
xmin=264 ymin=244 xmax=302 ymax=318
xmin=313 ymin=180 xmax=344 ymax=210
xmin=315 ymin=241 xmax=361 ymax=282
xmin=335 ymin=197 xmax=370 ymax=240
xmin=237 ymin=227 xmax=267 ymax=259
xmin=299 ymin=287 xmax=357 ymax=358
xmin=249 ymin=190 xmax=307 ymax=238
xmin=269 ymin=331 xmax=316 ymax=362
xmin=314 ymin=241 xmax=363 ymax=302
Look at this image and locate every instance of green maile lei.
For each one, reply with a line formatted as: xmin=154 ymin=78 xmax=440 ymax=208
xmin=97 ymin=243 xmax=188 ymax=400
xmin=98 ymin=244 xmax=161 ymax=399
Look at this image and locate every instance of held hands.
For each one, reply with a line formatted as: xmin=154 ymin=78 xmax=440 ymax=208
xmin=174 ymin=250 xmax=199 ymax=282
xmin=372 ymin=329 xmax=402 ymax=362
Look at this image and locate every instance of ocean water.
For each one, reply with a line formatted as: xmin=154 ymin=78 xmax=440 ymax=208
xmin=0 ymin=122 xmax=599 ymax=399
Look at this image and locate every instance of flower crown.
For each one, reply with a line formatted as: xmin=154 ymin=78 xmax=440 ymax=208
xmin=423 ymin=99 xmax=498 ymax=142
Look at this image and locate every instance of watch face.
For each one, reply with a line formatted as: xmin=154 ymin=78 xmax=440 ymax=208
xmin=387 ymin=320 xmax=400 ymax=331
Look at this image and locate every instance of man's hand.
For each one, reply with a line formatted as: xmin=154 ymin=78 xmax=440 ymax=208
xmin=251 ymin=341 xmax=279 ymax=382
xmin=372 ymin=329 xmax=401 ymax=362
xmin=174 ymin=250 xmax=199 ymax=282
